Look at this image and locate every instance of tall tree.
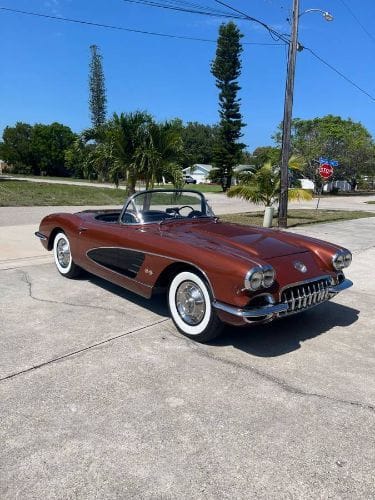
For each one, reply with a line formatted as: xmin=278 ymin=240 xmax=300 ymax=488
xmin=273 ymin=115 xmax=374 ymax=186
xmin=89 ymin=45 xmax=107 ymax=130
xmin=180 ymin=122 xmax=220 ymax=170
xmin=211 ymin=21 xmax=245 ymax=191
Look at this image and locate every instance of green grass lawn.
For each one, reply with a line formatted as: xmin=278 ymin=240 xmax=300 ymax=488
xmin=1 ymin=179 xmax=374 ymax=227
xmin=0 ymin=179 xmax=127 ymax=206
xmin=220 ymin=209 xmax=375 ymax=227
xmin=4 ymin=175 xmax=223 ymax=193
xmin=0 ymin=179 xmax=219 ymax=206
xmin=7 ymin=173 xmax=104 ymax=184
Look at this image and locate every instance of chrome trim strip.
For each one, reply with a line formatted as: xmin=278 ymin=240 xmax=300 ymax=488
xmin=328 ymin=279 xmax=353 ymax=293
xmin=213 ymin=300 xmax=288 ymax=318
xmin=35 ymin=231 xmax=47 ymax=241
xmin=279 ymin=275 xmax=331 ymax=293
xmin=84 ymin=246 xmax=215 ymax=295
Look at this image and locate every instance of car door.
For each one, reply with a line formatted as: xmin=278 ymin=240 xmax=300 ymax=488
xmin=77 ymin=217 xmax=157 ymax=297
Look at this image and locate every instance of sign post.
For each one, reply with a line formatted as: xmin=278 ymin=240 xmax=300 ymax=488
xmin=316 ymin=162 xmax=334 ymax=209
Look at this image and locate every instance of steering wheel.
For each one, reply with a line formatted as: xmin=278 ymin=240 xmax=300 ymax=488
xmin=177 ymin=205 xmax=195 ymax=215
xmin=187 ymin=210 xmax=203 ymax=218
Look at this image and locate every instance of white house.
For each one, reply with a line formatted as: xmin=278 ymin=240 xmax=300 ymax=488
xmin=182 ymin=164 xmax=214 ymax=184
xmin=323 ymin=180 xmax=352 ymax=192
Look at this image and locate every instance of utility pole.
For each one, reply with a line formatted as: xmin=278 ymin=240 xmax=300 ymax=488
xmin=278 ymin=0 xmax=300 ymax=228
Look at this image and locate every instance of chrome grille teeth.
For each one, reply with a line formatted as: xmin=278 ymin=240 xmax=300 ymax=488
xmin=281 ymin=278 xmax=331 ymax=315
xmin=307 ymin=284 xmax=313 ymax=306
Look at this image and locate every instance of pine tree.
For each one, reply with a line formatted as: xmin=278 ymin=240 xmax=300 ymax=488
xmin=89 ymin=45 xmax=107 ymax=130
xmin=211 ymin=22 xmax=245 ymax=191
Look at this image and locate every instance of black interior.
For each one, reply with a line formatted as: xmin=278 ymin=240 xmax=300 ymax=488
xmin=95 ymin=212 xmax=121 ymax=223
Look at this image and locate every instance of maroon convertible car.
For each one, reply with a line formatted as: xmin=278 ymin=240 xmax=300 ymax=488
xmin=36 ymin=189 xmax=353 ymax=342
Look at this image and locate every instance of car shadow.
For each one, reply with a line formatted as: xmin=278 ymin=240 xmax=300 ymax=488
xmin=79 ymin=272 xmax=359 ymax=357
xmin=84 ymin=272 xmax=169 ymax=318
xmin=212 ymin=302 xmax=359 ymax=357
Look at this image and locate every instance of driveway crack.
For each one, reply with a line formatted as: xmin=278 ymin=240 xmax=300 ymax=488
xmin=170 ymin=332 xmax=375 ymax=415
xmin=18 ymin=269 xmax=137 ymax=317
xmin=0 ymin=318 xmax=169 ymax=383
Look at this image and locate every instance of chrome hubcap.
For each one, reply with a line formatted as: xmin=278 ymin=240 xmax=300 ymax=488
xmin=56 ymin=238 xmax=70 ymax=268
xmin=175 ymin=281 xmax=206 ymax=325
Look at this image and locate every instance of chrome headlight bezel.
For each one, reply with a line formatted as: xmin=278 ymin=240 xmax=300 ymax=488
xmin=244 ymin=265 xmax=276 ymax=291
xmin=332 ymin=250 xmax=352 ymax=270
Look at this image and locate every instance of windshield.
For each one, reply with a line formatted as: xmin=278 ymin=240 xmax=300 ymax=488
xmin=120 ymin=189 xmax=215 ymax=224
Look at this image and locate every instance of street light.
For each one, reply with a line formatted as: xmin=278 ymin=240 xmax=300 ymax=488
xmin=300 ymin=8 xmax=334 ymax=21
xmin=278 ymin=1 xmax=333 ymax=228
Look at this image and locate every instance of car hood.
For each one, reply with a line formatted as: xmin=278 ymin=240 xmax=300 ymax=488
xmin=171 ymin=221 xmax=309 ymax=260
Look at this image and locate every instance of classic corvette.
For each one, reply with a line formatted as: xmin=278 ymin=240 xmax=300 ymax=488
xmin=36 ymin=189 xmax=353 ymax=342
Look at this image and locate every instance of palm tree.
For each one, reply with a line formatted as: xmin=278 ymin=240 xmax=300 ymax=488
xmin=227 ymin=161 xmax=312 ymax=226
xmin=108 ymin=111 xmax=153 ymax=195
xmin=133 ymin=120 xmax=183 ymax=189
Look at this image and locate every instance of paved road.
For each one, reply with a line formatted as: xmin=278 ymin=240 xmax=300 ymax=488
xmin=1 ymin=202 xmax=375 ymax=498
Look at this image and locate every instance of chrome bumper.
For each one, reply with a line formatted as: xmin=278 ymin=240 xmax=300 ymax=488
xmin=328 ymin=279 xmax=353 ymax=293
xmin=213 ymin=278 xmax=353 ymax=321
xmin=213 ymin=301 xmax=288 ymax=318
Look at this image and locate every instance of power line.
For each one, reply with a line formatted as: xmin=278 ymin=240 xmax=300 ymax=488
xmin=0 ymin=6 xmax=283 ymax=45
xmin=2 ymin=5 xmax=371 ymax=101
xmin=338 ymin=0 xmax=375 ymax=45
xmin=214 ymin=0 xmax=291 ymax=44
xmin=303 ymin=46 xmax=375 ymax=102
xmin=122 ymin=0 xmax=291 ymax=44
xmin=121 ymin=0 xmax=244 ymax=19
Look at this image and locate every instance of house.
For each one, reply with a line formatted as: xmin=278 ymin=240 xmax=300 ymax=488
xmin=182 ymin=164 xmax=257 ymax=184
xmin=182 ymin=164 xmax=214 ymax=184
xmin=323 ymin=180 xmax=352 ymax=192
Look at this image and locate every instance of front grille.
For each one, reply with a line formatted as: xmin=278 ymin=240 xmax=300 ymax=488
xmin=279 ymin=277 xmax=332 ymax=316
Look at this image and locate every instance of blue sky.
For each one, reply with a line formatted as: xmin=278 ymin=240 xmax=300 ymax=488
xmin=1 ymin=0 xmax=374 ymax=151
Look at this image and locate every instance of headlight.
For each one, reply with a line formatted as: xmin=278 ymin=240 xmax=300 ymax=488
xmin=332 ymin=250 xmax=352 ymax=270
xmin=263 ymin=267 xmax=276 ymax=287
xmin=244 ymin=266 xmax=276 ymax=291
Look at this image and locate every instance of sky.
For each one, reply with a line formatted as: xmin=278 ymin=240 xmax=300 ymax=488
xmin=1 ymin=0 xmax=374 ymax=152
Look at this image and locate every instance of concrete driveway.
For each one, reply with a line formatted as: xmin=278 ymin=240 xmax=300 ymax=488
xmin=0 ymin=203 xmax=374 ymax=498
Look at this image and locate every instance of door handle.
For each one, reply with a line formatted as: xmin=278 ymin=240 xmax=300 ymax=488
xmin=79 ymin=226 xmax=88 ymax=234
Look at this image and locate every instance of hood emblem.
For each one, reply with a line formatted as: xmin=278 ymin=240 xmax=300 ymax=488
xmin=294 ymin=261 xmax=307 ymax=273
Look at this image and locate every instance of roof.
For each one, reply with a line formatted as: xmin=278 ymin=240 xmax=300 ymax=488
xmin=182 ymin=164 xmax=213 ymax=174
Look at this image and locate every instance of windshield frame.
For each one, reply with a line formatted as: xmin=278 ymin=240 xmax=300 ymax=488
xmin=119 ymin=189 xmax=215 ymax=225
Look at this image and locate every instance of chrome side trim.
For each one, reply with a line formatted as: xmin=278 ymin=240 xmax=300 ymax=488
xmin=84 ymin=246 xmax=215 ymax=295
xmin=213 ymin=300 xmax=288 ymax=318
xmin=35 ymin=231 xmax=47 ymax=241
xmin=328 ymin=279 xmax=353 ymax=293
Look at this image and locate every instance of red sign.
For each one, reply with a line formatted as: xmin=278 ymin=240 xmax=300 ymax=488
xmin=319 ymin=163 xmax=334 ymax=180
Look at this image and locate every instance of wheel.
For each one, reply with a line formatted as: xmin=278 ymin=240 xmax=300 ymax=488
xmin=53 ymin=232 xmax=81 ymax=278
xmin=168 ymin=271 xmax=224 ymax=342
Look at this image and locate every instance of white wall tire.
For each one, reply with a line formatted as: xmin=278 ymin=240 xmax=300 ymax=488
xmin=53 ymin=232 xmax=81 ymax=278
xmin=168 ymin=271 xmax=223 ymax=342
